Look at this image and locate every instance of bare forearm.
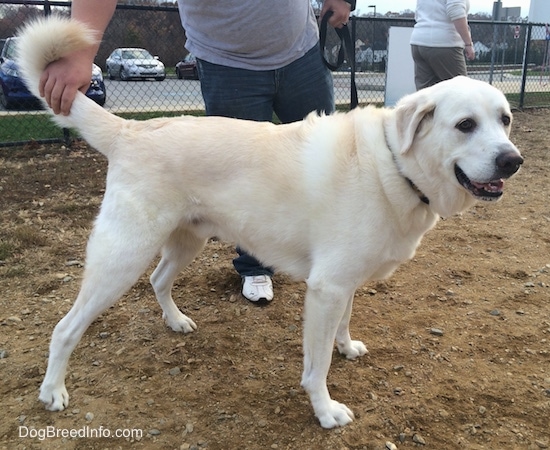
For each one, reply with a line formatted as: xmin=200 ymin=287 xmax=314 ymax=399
xmin=71 ymin=0 xmax=118 ymax=57
xmin=453 ymin=17 xmax=472 ymax=45
xmin=453 ymin=17 xmax=475 ymax=60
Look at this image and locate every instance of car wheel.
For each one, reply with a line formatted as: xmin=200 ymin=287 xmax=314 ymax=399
xmin=176 ymin=68 xmax=183 ymax=80
xmin=155 ymin=75 xmax=165 ymax=81
xmin=119 ymin=67 xmax=130 ymax=81
xmin=107 ymin=67 xmax=115 ymax=80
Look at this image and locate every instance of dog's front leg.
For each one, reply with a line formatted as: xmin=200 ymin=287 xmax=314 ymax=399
xmin=300 ymin=282 xmax=356 ymax=428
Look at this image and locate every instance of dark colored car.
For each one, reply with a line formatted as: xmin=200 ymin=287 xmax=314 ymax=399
xmin=175 ymin=54 xmax=199 ymax=80
xmin=0 ymin=37 xmax=106 ymax=110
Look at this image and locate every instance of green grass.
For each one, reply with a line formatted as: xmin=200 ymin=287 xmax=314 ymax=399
xmin=0 ymin=113 xmax=63 ymax=143
xmin=510 ymin=69 xmax=550 ymax=77
xmin=505 ymin=91 xmax=550 ymax=108
xmin=0 ymin=110 xmax=205 ymax=145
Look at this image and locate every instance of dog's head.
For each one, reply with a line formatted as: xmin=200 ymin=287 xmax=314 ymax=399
xmin=388 ymin=76 xmax=523 ymax=217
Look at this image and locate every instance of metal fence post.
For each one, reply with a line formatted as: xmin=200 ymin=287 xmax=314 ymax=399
xmin=489 ymin=1 xmax=502 ymax=85
xmin=519 ymin=24 xmax=532 ymax=109
xmin=44 ymin=0 xmax=72 ymax=144
xmin=350 ymin=17 xmax=356 ymax=110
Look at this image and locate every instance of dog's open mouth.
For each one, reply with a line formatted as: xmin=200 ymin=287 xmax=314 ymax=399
xmin=455 ymin=165 xmax=504 ymax=201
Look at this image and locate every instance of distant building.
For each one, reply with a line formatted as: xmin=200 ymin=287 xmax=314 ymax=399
xmin=498 ymin=7 xmax=521 ymax=21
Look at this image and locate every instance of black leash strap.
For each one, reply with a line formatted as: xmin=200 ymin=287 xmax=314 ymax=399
xmin=319 ymin=10 xmax=358 ymax=109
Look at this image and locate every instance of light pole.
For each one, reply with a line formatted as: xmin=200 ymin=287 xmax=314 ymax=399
xmin=369 ymin=5 xmax=376 ymax=70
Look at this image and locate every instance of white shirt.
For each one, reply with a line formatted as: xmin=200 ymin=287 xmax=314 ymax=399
xmin=410 ymin=0 xmax=470 ymax=48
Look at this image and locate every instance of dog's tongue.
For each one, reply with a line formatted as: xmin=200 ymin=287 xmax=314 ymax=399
xmin=471 ymin=179 xmax=504 ymax=192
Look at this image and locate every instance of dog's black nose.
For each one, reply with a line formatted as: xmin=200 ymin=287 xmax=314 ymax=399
xmin=496 ymin=151 xmax=523 ymax=177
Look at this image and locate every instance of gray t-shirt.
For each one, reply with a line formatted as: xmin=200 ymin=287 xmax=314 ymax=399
xmin=177 ymin=0 xmax=320 ymax=70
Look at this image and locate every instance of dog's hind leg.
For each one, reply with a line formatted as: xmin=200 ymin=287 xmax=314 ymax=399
xmin=335 ymin=293 xmax=368 ymax=360
xmin=300 ymin=279 xmax=357 ymax=428
xmin=150 ymin=228 xmax=206 ymax=333
xmin=39 ymin=220 xmax=165 ymax=411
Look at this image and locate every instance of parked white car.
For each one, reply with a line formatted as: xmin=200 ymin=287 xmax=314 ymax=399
xmin=106 ymin=48 xmax=165 ymax=81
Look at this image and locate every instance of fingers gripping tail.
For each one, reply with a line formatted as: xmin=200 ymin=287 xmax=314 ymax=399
xmin=15 ymin=16 xmax=120 ymax=147
xmin=16 ymin=16 xmax=96 ymax=101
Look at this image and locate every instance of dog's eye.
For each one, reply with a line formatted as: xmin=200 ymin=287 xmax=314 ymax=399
xmin=502 ymin=115 xmax=511 ymax=126
xmin=456 ymin=119 xmax=476 ymax=133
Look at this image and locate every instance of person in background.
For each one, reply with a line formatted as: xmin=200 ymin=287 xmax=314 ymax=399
xmin=410 ymin=0 xmax=475 ymax=90
xmin=39 ymin=0 xmax=355 ymax=304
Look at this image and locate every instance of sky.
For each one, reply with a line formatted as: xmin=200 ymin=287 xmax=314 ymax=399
xmin=355 ymin=0 xmax=531 ymax=16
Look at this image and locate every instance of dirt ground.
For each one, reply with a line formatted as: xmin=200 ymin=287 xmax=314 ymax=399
xmin=0 ymin=109 xmax=549 ymax=450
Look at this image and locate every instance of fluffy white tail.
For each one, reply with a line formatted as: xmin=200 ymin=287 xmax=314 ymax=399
xmin=16 ymin=16 xmax=123 ymax=155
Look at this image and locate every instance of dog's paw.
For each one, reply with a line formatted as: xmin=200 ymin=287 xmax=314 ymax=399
xmin=316 ymin=399 xmax=355 ymax=429
xmin=39 ymin=384 xmax=69 ymax=411
xmin=337 ymin=340 xmax=368 ymax=360
xmin=163 ymin=311 xmax=197 ymax=333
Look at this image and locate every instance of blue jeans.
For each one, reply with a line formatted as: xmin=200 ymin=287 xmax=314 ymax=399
xmin=197 ymin=44 xmax=334 ymax=277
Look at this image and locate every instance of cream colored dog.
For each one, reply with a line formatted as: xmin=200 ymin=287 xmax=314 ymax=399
xmin=17 ymin=17 xmax=523 ymax=428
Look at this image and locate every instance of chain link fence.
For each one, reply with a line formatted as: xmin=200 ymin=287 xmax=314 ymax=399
xmin=1 ymin=1 xmax=549 ymax=147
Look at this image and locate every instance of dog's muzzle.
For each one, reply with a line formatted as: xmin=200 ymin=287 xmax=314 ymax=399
xmin=455 ymin=151 xmax=523 ymax=202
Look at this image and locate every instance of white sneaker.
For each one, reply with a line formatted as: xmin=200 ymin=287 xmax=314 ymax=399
xmin=242 ymin=275 xmax=273 ymax=302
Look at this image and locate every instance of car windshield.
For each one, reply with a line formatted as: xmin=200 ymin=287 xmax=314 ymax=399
xmin=121 ymin=49 xmax=153 ymax=60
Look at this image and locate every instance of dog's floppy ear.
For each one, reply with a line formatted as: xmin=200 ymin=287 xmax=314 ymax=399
xmin=394 ymin=94 xmax=436 ymax=154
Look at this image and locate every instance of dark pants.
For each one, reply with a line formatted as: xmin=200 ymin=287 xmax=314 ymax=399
xmin=197 ymin=44 xmax=335 ymax=277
